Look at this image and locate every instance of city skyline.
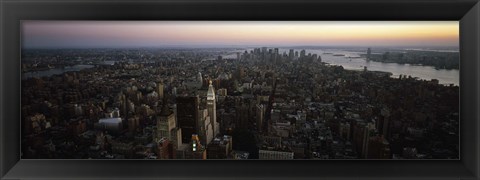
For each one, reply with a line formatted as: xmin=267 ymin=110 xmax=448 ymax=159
xmin=21 ymin=47 xmax=460 ymax=159
xmin=22 ymin=21 xmax=459 ymax=48
xmin=20 ymin=21 xmax=460 ymax=160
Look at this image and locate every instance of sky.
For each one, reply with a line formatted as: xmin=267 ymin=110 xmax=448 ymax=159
xmin=22 ymin=21 xmax=459 ymax=49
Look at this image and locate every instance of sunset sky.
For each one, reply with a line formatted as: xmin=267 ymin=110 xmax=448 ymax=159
xmin=22 ymin=21 xmax=459 ymax=48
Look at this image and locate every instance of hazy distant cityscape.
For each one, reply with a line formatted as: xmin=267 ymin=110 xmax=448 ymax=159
xmin=21 ymin=21 xmax=459 ymax=159
xmin=21 ymin=46 xmax=459 ymax=159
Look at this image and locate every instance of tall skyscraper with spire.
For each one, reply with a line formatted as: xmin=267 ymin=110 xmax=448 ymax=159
xmin=207 ymin=80 xmax=219 ymax=138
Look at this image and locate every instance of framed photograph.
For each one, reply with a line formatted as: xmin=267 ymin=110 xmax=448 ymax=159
xmin=1 ymin=0 xmax=479 ymax=179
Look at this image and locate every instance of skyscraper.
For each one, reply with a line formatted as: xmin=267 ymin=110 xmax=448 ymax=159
xmin=236 ymin=52 xmax=241 ymax=61
xmin=207 ymin=135 xmax=233 ymax=159
xmin=235 ymin=102 xmax=249 ymax=130
xmin=261 ymin=47 xmax=267 ymax=54
xmin=367 ymin=48 xmax=372 ymax=61
xmin=156 ymin=101 xmax=176 ymax=141
xmin=198 ymin=108 xmax=213 ymax=146
xmin=256 ymin=104 xmax=266 ymax=133
xmin=176 ymin=95 xmax=200 ymax=144
xmin=207 ymin=80 xmax=219 ymax=138
xmin=261 ymin=47 xmax=268 ymax=61
xmin=157 ymin=82 xmax=164 ymax=99
xmin=197 ymin=72 xmax=203 ymax=84
xmin=157 ymin=137 xmax=175 ymax=159
xmin=366 ymin=135 xmax=391 ymax=159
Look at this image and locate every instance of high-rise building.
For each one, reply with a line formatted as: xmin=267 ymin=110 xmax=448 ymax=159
xmin=112 ymin=107 xmax=120 ymax=118
xmin=128 ymin=116 xmax=140 ymax=133
xmin=261 ymin=47 xmax=267 ymax=54
xmin=256 ymin=104 xmax=266 ymax=133
xmin=288 ymin=49 xmax=294 ymax=59
xmin=197 ymin=72 xmax=203 ymax=84
xmin=169 ymin=127 xmax=183 ymax=151
xmin=339 ymin=122 xmax=351 ymax=140
xmin=198 ymin=108 xmax=213 ymax=146
xmin=353 ymin=121 xmax=376 ymax=158
xmin=157 ymin=83 xmax=164 ymax=99
xmin=157 ymin=137 xmax=175 ymax=159
xmin=176 ymin=95 xmax=200 ymax=144
xmin=367 ymin=48 xmax=372 ymax=61
xmin=217 ymin=88 xmax=227 ymax=96
xmin=261 ymin=47 xmax=268 ymax=61
xmin=172 ymin=87 xmax=177 ymax=97
xmin=236 ymin=67 xmax=245 ymax=79
xmin=366 ymin=135 xmax=391 ymax=159
xmin=236 ymin=52 xmax=241 ymax=61
xmin=156 ymin=102 xmax=176 ymax=141
xmin=300 ymin=49 xmax=306 ymax=59
xmin=273 ymin=48 xmax=279 ymax=63
xmin=235 ymin=103 xmax=249 ymax=129
xmin=378 ymin=108 xmax=391 ymax=137
xmin=207 ymin=135 xmax=233 ymax=159
xmin=207 ymin=80 xmax=219 ymax=138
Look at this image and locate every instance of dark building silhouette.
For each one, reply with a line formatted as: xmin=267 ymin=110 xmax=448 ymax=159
xmin=367 ymin=135 xmax=391 ymax=159
xmin=176 ymin=95 xmax=199 ymax=144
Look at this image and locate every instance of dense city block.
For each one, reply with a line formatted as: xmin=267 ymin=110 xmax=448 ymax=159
xmin=21 ymin=47 xmax=459 ymax=159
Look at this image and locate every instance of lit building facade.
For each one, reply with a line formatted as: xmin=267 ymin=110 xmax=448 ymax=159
xmin=207 ymin=80 xmax=219 ymax=138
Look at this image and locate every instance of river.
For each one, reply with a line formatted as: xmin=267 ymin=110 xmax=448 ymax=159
xmin=23 ymin=49 xmax=460 ymax=86
xmin=222 ymin=48 xmax=459 ymax=86
xmin=22 ymin=65 xmax=95 ymax=80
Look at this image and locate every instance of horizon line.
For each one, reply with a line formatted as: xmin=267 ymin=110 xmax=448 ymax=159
xmin=22 ymin=44 xmax=460 ymax=50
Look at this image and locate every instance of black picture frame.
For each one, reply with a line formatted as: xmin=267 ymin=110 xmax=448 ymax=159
xmin=1 ymin=0 xmax=479 ymax=179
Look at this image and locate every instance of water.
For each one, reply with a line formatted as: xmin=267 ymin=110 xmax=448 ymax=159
xmin=223 ymin=48 xmax=459 ymax=86
xmin=103 ymin=61 xmax=116 ymax=65
xmin=23 ymin=49 xmax=460 ymax=86
xmin=22 ymin=65 xmax=95 ymax=80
